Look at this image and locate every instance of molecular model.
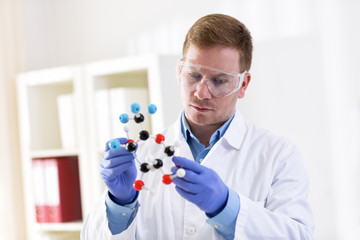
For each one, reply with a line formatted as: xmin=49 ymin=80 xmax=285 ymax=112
xmin=108 ymin=103 xmax=185 ymax=194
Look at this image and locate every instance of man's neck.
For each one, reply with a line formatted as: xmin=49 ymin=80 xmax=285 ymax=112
xmin=188 ymin=121 xmax=224 ymax=147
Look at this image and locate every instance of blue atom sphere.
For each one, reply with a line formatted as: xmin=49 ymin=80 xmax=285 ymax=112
xmin=131 ymin=103 xmax=141 ymax=114
xmin=119 ymin=113 xmax=129 ymax=123
xmin=147 ymin=104 xmax=157 ymax=114
xmin=109 ymin=139 xmax=121 ymax=150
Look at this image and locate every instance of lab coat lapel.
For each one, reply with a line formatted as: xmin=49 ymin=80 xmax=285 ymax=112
xmin=221 ymin=111 xmax=247 ymax=150
xmin=166 ymin=111 xmax=247 ymax=163
xmin=201 ymin=111 xmax=247 ymax=166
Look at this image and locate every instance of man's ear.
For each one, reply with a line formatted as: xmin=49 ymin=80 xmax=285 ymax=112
xmin=237 ymin=73 xmax=251 ymax=99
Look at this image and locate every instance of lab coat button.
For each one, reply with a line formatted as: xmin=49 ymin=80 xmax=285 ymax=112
xmin=186 ymin=226 xmax=196 ymax=235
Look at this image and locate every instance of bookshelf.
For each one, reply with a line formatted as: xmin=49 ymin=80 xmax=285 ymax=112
xmin=17 ymin=55 xmax=181 ymax=239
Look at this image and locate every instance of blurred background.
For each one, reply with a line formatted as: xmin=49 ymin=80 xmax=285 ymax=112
xmin=1 ymin=0 xmax=359 ymax=239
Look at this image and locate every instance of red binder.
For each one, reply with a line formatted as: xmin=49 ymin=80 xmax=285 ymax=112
xmin=44 ymin=156 xmax=82 ymax=222
xmin=32 ymin=156 xmax=82 ymax=223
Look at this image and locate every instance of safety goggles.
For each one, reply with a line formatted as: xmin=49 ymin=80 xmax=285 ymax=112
xmin=177 ymin=60 xmax=247 ymax=98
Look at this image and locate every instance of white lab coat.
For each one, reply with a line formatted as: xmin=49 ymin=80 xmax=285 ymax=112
xmin=81 ymin=112 xmax=314 ymax=239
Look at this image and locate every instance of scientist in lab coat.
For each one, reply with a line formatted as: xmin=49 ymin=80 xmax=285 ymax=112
xmin=81 ymin=13 xmax=314 ymax=239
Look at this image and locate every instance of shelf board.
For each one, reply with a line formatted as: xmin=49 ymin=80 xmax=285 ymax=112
xmin=34 ymin=221 xmax=82 ymax=232
xmin=18 ymin=66 xmax=80 ymax=87
xmin=31 ymin=149 xmax=79 ymax=159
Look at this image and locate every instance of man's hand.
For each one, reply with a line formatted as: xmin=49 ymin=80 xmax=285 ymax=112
xmin=100 ymin=138 xmax=137 ymax=205
xmin=171 ymin=156 xmax=229 ymax=216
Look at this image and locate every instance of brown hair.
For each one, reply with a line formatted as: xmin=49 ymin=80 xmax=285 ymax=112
xmin=182 ymin=14 xmax=253 ymax=72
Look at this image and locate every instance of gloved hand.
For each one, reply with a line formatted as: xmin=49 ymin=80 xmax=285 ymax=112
xmin=171 ymin=156 xmax=229 ymax=216
xmin=100 ymin=138 xmax=137 ymax=205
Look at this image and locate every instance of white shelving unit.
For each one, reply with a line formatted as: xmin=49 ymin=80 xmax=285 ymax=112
xmin=17 ymin=55 xmax=181 ymax=239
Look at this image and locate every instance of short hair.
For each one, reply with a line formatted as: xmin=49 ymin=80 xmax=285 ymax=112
xmin=182 ymin=13 xmax=253 ymax=72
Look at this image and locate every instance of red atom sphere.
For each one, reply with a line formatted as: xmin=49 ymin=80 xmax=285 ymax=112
xmin=133 ymin=180 xmax=145 ymax=191
xmin=162 ymin=174 xmax=173 ymax=185
xmin=126 ymin=139 xmax=134 ymax=144
xmin=155 ymin=134 xmax=165 ymax=144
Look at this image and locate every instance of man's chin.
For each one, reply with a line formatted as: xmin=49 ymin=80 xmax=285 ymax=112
xmin=187 ymin=112 xmax=214 ymax=126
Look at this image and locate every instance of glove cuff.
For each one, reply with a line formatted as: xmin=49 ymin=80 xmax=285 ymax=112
xmin=109 ymin=190 xmax=138 ymax=205
xmin=206 ymin=188 xmax=229 ymax=217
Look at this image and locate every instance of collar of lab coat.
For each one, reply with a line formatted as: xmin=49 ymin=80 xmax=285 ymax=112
xmin=220 ymin=111 xmax=247 ymax=150
xmin=168 ymin=111 xmax=247 ymax=152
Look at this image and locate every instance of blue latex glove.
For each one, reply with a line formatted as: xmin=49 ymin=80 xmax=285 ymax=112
xmin=100 ymin=138 xmax=137 ymax=205
xmin=171 ymin=156 xmax=229 ymax=216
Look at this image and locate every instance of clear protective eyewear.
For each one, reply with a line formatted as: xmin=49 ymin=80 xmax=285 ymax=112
xmin=177 ymin=60 xmax=247 ymax=98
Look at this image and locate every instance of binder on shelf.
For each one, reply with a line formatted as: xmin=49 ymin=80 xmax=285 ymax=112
xmin=32 ymin=159 xmax=48 ymax=223
xmin=44 ymin=156 xmax=82 ymax=222
xmin=32 ymin=156 xmax=82 ymax=223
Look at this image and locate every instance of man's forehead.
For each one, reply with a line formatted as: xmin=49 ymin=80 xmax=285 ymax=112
xmin=184 ymin=44 xmax=241 ymax=73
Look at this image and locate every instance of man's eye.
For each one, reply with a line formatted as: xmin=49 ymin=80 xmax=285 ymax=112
xmin=211 ymin=77 xmax=228 ymax=86
xmin=188 ymin=72 xmax=202 ymax=81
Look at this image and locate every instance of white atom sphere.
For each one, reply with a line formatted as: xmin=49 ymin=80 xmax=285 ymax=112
xmin=123 ymin=125 xmax=130 ymax=132
xmin=176 ymin=168 xmax=186 ymax=178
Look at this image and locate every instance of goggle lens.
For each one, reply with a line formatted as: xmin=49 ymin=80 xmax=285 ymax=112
xmin=178 ymin=61 xmax=246 ymax=97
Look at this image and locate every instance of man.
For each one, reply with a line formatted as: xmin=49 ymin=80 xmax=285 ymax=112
xmin=81 ymin=13 xmax=314 ymax=239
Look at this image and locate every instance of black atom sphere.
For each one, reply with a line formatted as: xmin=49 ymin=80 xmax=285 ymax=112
xmin=126 ymin=142 xmax=137 ymax=152
xmin=139 ymin=130 xmax=150 ymax=140
xmin=153 ymin=159 xmax=163 ymax=169
xmin=140 ymin=163 xmax=150 ymax=172
xmin=164 ymin=146 xmax=175 ymax=156
xmin=134 ymin=113 xmax=145 ymax=123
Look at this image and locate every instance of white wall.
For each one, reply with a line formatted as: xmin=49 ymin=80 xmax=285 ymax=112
xmin=0 ymin=0 xmax=26 ymax=239
xmin=317 ymin=1 xmax=360 ymax=239
xmin=20 ymin=0 xmax=360 ymax=239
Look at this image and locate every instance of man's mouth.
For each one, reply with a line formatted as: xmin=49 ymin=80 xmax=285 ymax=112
xmin=191 ymin=104 xmax=212 ymax=112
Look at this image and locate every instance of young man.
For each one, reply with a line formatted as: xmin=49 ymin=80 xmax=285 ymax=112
xmin=81 ymin=14 xmax=314 ymax=239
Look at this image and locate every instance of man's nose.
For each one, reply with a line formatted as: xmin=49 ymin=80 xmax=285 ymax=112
xmin=194 ymin=79 xmax=212 ymax=100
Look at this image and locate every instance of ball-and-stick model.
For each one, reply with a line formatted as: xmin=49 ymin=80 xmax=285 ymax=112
xmin=108 ymin=103 xmax=185 ymax=193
